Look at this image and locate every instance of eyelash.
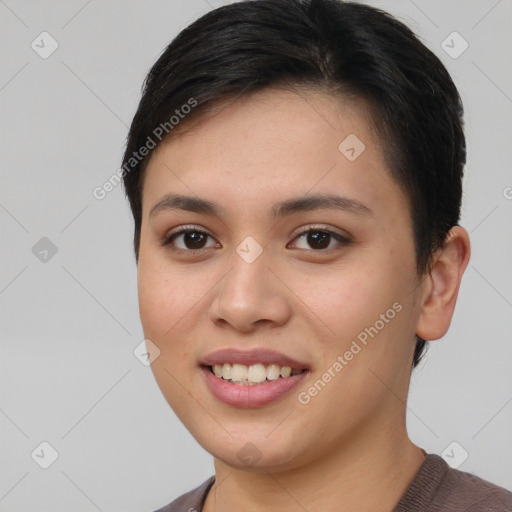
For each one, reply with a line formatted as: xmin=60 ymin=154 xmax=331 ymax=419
xmin=161 ymin=224 xmax=352 ymax=254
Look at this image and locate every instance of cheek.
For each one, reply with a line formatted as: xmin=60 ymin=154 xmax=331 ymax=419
xmin=137 ymin=250 xmax=199 ymax=354
xmin=137 ymin=254 xmax=199 ymax=410
xmin=290 ymin=259 xmax=396 ymax=341
xmin=137 ymin=262 xmax=173 ymax=338
xmin=296 ymin=245 xmax=416 ymax=368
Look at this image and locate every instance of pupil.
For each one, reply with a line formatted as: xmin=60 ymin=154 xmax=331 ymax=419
xmin=308 ymin=231 xmax=330 ymax=249
xmin=185 ymin=231 xmax=206 ymax=249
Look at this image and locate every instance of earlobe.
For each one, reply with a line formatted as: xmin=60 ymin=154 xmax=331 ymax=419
xmin=415 ymin=226 xmax=471 ymax=341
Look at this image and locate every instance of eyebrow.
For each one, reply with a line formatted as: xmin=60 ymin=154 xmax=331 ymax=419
xmin=149 ymin=192 xmax=373 ymax=219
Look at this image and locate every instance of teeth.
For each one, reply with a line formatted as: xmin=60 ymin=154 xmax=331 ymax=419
xmin=231 ymin=364 xmax=248 ymax=382
xmin=221 ymin=363 xmax=231 ymax=380
xmin=280 ymin=366 xmax=291 ymax=378
xmin=210 ymin=363 xmax=303 ymax=383
xmin=247 ymin=363 xmax=267 ymax=383
xmin=267 ymin=364 xmax=281 ymax=380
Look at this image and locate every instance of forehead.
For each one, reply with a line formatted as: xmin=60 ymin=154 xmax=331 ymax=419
xmin=141 ymin=87 xmax=408 ymax=221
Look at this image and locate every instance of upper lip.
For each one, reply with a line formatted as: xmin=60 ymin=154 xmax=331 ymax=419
xmin=201 ymin=348 xmax=309 ymax=370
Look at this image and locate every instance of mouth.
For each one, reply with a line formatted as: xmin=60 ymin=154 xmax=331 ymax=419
xmin=200 ymin=348 xmax=309 ymax=407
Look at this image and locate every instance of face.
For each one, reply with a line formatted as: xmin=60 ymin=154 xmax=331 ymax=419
xmin=137 ymin=88 xmax=424 ymax=471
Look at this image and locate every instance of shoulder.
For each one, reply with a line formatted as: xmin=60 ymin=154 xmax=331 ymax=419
xmin=419 ymin=454 xmax=512 ymax=511
xmin=152 ymin=476 xmax=215 ymax=512
xmin=434 ymin=456 xmax=512 ymax=511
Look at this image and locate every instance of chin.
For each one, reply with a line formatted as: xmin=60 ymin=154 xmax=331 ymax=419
xmin=191 ymin=428 xmax=310 ymax=472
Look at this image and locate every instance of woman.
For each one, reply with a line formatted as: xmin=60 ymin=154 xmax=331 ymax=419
xmin=121 ymin=1 xmax=512 ymax=510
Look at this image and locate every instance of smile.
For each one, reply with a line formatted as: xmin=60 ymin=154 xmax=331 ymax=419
xmin=201 ymin=348 xmax=310 ymax=407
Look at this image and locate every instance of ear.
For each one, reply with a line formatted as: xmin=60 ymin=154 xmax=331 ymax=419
xmin=415 ymin=226 xmax=471 ymax=341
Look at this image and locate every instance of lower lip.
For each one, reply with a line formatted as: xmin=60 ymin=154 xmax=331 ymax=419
xmin=201 ymin=367 xmax=308 ymax=408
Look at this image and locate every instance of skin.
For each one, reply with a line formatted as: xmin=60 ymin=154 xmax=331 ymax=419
xmin=137 ymin=87 xmax=471 ymax=512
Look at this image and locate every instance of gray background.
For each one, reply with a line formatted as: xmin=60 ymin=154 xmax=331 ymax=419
xmin=1 ymin=0 xmax=511 ymax=510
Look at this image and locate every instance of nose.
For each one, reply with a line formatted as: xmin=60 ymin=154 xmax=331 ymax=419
xmin=208 ymin=246 xmax=292 ymax=333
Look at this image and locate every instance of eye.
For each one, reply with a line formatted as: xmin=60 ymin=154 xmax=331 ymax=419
xmin=161 ymin=226 xmax=219 ymax=252
xmin=289 ymin=225 xmax=352 ymax=251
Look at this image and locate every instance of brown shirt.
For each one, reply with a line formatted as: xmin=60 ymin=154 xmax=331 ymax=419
xmin=153 ymin=453 xmax=512 ymax=511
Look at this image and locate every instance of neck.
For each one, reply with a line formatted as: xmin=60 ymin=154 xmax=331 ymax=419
xmin=203 ymin=416 xmax=424 ymax=512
